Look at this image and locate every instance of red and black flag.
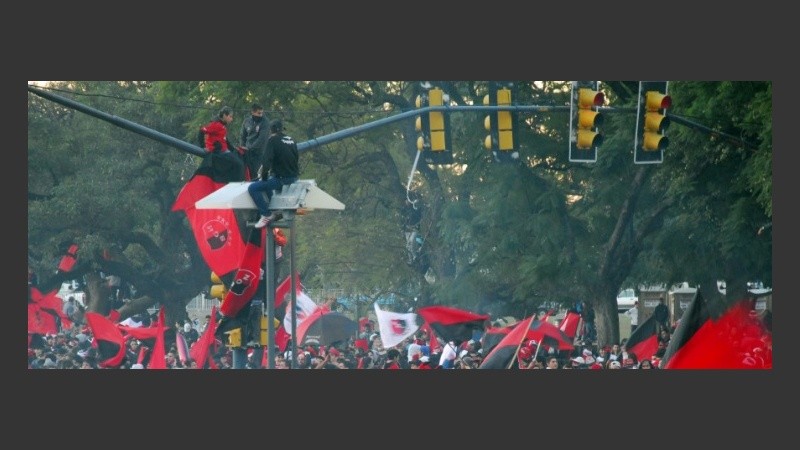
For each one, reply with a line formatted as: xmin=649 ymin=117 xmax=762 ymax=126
xmin=85 ymin=312 xmax=127 ymax=368
xmin=663 ymin=296 xmax=771 ymax=369
xmin=660 ymin=290 xmax=710 ymax=368
xmin=57 ymin=244 xmax=79 ymax=273
xmin=416 ymin=305 xmax=490 ymax=346
xmin=171 ymin=153 xmax=245 ymax=212
xmin=219 ymin=228 xmax=265 ymax=318
xmin=480 ymin=325 xmax=514 ymax=357
xmin=527 ymin=319 xmax=574 ymax=352
xmin=625 ymin=314 xmax=659 ymax=362
xmin=479 ymin=317 xmax=534 ymax=369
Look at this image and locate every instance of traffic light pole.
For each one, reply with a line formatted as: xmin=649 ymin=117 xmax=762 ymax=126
xmin=265 ymin=224 xmax=277 ymax=369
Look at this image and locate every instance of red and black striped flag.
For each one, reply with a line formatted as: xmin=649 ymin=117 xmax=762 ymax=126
xmin=479 ymin=317 xmax=533 ymax=369
xmin=660 ymin=290 xmax=710 ymax=368
xmin=625 ymin=314 xmax=659 ymax=362
xmin=416 ymin=305 xmax=490 ymax=346
xmin=480 ymin=325 xmax=515 ymax=357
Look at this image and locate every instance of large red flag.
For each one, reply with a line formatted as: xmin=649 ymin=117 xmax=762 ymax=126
xmin=148 ymin=308 xmax=167 ymax=369
xmin=190 ymin=306 xmax=218 ymax=369
xmin=85 ymin=312 xmax=127 ymax=368
xmin=625 ymin=314 xmax=659 ymax=362
xmin=417 ymin=305 xmax=490 ymax=345
xmin=29 ymin=287 xmax=72 ymax=332
xmin=664 ymin=297 xmax=771 ymax=369
xmin=172 ymin=153 xmax=246 ymax=279
xmin=28 ymin=303 xmax=58 ymax=335
xmin=220 ymin=228 xmax=265 ymax=317
xmin=57 ymin=244 xmax=79 ymax=273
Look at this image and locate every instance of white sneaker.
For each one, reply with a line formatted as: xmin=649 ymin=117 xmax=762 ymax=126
xmin=254 ymin=215 xmax=271 ymax=228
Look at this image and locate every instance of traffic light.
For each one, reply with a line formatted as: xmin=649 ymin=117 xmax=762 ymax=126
xmin=225 ymin=327 xmax=242 ymax=348
xmin=209 ymin=271 xmax=228 ymax=300
xmin=415 ymin=86 xmax=453 ymax=164
xmin=483 ymin=82 xmax=518 ymax=162
xmin=569 ymin=81 xmax=604 ymax=163
xmin=634 ymin=81 xmax=672 ymax=164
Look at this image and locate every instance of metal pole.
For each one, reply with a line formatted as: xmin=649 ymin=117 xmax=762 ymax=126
xmin=289 ymin=213 xmax=298 ymax=368
xmin=232 ymin=347 xmax=247 ymax=369
xmin=265 ymin=226 xmax=276 ymax=369
xmin=27 ymin=85 xmax=207 ymax=157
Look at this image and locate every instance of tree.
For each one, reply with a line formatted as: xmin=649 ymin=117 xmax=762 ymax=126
xmin=29 ymin=81 xmax=771 ymax=351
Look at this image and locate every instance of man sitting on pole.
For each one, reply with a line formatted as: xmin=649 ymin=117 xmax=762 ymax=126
xmin=248 ymin=119 xmax=299 ymax=228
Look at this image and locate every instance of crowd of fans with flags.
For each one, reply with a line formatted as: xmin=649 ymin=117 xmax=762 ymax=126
xmin=28 ymin=272 xmax=773 ymax=369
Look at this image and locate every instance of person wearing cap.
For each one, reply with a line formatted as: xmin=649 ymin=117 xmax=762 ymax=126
xmin=608 ymin=360 xmax=622 ymax=369
xmin=249 ymin=119 xmax=300 ymax=229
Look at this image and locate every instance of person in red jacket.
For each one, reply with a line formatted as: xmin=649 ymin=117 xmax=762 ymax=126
xmin=200 ymin=106 xmax=235 ymax=153
xmin=197 ymin=106 xmax=246 ymax=182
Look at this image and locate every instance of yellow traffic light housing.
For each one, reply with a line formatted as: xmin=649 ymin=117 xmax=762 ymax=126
xmin=569 ymin=81 xmax=603 ymax=163
xmin=483 ymin=82 xmax=518 ymax=162
xmin=415 ymin=84 xmax=453 ymax=164
xmin=225 ymin=327 xmax=242 ymax=348
xmin=209 ymin=271 xmax=228 ymax=300
xmin=635 ymin=81 xmax=671 ymax=164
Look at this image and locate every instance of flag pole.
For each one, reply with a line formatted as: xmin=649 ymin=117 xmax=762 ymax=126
xmin=507 ymin=316 xmax=536 ymax=369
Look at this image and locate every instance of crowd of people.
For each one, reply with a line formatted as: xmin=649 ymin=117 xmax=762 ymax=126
xmin=26 ymin=307 xmax=690 ymax=370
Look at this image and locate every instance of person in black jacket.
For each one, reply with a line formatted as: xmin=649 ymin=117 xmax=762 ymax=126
xmin=240 ymin=103 xmax=270 ymax=180
xmin=653 ymin=297 xmax=669 ymax=335
xmin=248 ymin=120 xmax=299 ymax=228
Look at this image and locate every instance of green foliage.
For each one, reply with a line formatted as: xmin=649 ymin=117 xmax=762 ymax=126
xmin=28 ymin=81 xmax=771 ymax=334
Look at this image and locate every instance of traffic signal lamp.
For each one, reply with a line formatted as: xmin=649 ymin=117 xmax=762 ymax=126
xmin=415 ymin=86 xmax=452 ymax=164
xmin=225 ymin=327 xmax=242 ymax=348
xmin=483 ymin=82 xmax=518 ymax=162
xmin=634 ymin=81 xmax=672 ymax=164
xmin=209 ymin=271 xmax=228 ymax=300
xmin=569 ymin=81 xmax=603 ymax=163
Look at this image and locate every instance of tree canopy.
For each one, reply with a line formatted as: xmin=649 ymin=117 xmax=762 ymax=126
xmin=27 ymin=81 xmax=771 ymax=346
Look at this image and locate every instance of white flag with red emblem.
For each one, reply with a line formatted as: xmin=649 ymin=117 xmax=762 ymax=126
xmin=283 ymin=290 xmax=320 ymax=334
xmin=374 ymin=303 xmax=419 ymax=349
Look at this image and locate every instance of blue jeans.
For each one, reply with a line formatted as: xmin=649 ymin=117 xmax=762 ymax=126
xmin=248 ymin=176 xmax=298 ymax=216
